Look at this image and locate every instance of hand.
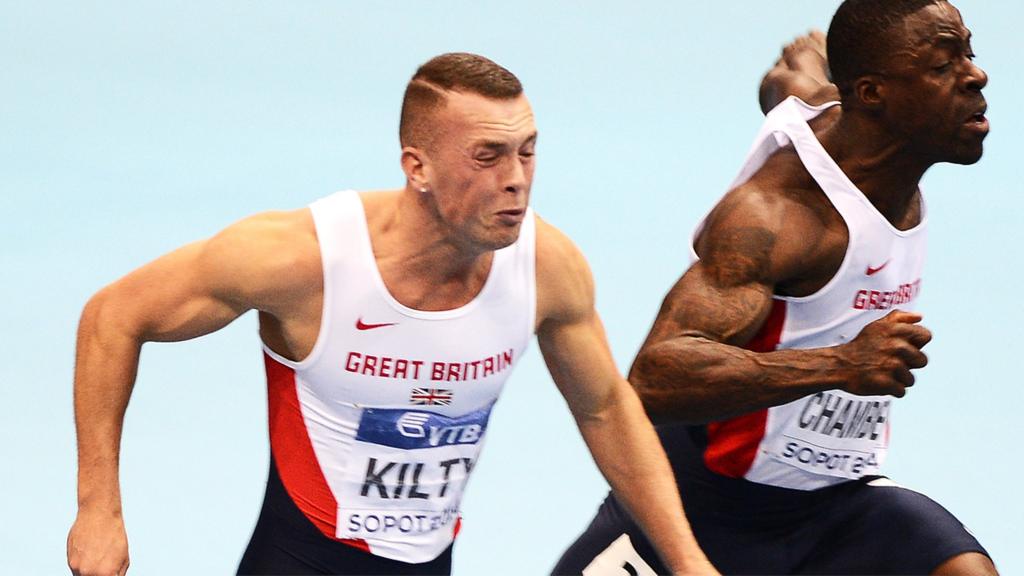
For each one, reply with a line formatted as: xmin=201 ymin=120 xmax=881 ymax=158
xmin=836 ymin=310 xmax=931 ymax=397
xmin=67 ymin=507 xmax=129 ymax=576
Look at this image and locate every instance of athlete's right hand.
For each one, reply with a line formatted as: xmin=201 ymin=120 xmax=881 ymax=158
xmin=67 ymin=508 xmax=129 ymax=576
xmin=835 ymin=310 xmax=932 ymax=397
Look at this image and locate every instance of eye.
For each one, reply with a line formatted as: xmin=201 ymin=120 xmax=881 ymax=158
xmin=934 ymin=61 xmax=953 ymax=73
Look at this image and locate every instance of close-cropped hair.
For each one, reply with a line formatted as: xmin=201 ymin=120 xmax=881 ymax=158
xmin=399 ymin=53 xmax=523 ymax=148
xmin=827 ymin=0 xmax=940 ymax=97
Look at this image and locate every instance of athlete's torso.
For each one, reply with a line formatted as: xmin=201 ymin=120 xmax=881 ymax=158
xmin=262 ymin=190 xmax=536 ymax=562
xmin=665 ymin=97 xmax=927 ymax=492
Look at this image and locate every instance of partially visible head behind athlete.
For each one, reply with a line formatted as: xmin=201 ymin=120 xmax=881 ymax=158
xmin=397 ymin=53 xmax=537 ymax=252
xmin=826 ymin=0 xmax=988 ymax=164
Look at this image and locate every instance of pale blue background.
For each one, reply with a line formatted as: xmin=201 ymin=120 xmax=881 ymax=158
xmin=2 ymin=1 xmax=1020 ymax=574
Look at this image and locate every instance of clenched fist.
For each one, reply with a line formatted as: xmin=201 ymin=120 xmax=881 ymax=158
xmin=835 ymin=310 xmax=932 ymax=397
xmin=67 ymin=508 xmax=129 ymax=576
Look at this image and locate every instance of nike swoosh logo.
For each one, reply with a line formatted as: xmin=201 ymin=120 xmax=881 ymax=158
xmin=866 ymin=261 xmax=890 ymax=276
xmin=356 ymin=318 xmax=398 ymax=331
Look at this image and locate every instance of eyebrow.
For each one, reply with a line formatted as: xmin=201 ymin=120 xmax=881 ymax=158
xmin=474 ymin=132 xmax=539 ymax=152
xmin=476 ymin=141 xmax=508 ymax=153
xmin=928 ymin=28 xmax=971 ymax=46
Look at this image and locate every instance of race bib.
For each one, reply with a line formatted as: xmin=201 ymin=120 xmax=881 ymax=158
xmin=335 ymin=403 xmax=493 ymax=542
xmin=764 ymin=392 xmax=890 ymax=480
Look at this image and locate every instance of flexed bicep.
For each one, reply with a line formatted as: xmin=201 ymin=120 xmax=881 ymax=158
xmin=642 ymin=215 xmax=783 ymax=347
xmin=630 ymin=226 xmax=780 ymax=403
xmin=625 ymin=181 xmax=836 ymax=423
xmin=91 ymin=240 xmax=248 ymax=344
xmin=85 ymin=209 xmax=320 ymax=345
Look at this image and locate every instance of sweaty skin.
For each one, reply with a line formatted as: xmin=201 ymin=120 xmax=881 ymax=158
xmin=66 ymin=88 xmax=716 ymax=576
xmin=630 ymin=5 xmax=995 ymax=574
xmin=632 ymin=4 xmax=988 ymax=423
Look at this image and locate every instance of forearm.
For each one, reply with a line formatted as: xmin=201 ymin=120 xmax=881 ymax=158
xmin=632 ymin=335 xmax=850 ymax=424
xmin=759 ymin=31 xmax=837 ymax=113
xmin=577 ymin=381 xmax=712 ymax=573
xmin=74 ymin=293 xmax=144 ymax=511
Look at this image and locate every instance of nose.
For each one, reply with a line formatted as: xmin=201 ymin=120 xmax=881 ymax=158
xmin=964 ymin=59 xmax=988 ymax=93
xmin=503 ymin=156 xmax=529 ymax=194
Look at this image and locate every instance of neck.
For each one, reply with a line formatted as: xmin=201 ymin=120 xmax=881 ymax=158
xmin=362 ymin=188 xmax=494 ymax=311
xmin=385 ymin=188 xmax=490 ymax=276
xmin=819 ymin=111 xmax=931 ymax=225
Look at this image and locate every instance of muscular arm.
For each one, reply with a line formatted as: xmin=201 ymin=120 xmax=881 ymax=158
xmin=68 ymin=210 xmax=320 ymax=576
xmin=534 ymin=218 xmax=716 ymax=575
xmin=630 ymin=185 xmax=929 ymax=425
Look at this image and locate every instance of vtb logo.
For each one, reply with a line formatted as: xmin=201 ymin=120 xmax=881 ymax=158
xmin=395 ymin=412 xmax=483 ymax=446
xmin=397 ymin=412 xmax=431 ymax=438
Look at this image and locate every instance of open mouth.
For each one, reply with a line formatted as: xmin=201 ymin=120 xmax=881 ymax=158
xmin=964 ymin=105 xmax=989 ymax=134
xmin=967 ymin=104 xmax=988 ymax=124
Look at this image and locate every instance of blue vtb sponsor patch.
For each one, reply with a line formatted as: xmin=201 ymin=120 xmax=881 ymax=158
xmin=356 ymin=404 xmax=493 ymax=450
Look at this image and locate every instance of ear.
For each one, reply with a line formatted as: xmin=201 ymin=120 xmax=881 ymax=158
xmin=852 ymin=74 xmax=886 ymax=110
xmin=401 ymin=146 xmax=431 ymax=191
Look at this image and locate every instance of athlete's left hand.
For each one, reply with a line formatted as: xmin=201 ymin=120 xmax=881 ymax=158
xmin=67 ymin=506 xmax=130 ymax=576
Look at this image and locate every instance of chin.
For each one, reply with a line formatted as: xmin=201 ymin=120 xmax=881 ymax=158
xmin=479 ymin=227 xmax=522 ymax=251
xmin=950 ymin=147 xmax=985 ymax=165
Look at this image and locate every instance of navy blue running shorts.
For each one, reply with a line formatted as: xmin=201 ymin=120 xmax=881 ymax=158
xmin=552 ymin=476 xmax=988 ymax=575
xmin=237 ymin=455 xmax=453 ymax=575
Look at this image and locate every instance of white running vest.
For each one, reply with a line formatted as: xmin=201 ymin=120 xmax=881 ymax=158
xmin=262 ymin=191 xmax=536 ymax=562
xmin=693 ymin=97 xmax=927 ymax=491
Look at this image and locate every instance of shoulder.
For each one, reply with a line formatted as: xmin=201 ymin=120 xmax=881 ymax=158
xmin=698 ymin=154 xmax=841 ymax=287
xmin=203 ymin=208 xmax=317 ymax=268
xmin=535 ymin=215 xmax=589 ymax=278
xmin=534 ymin=214 xmax=594 ymax=325
xmin=199 ymin=208 xmax=322 ymax=309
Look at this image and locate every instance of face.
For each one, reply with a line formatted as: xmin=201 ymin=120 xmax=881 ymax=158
xmin=874 ymin=1 xmax=989 ymax=164
xmin=413 ymin=91 xmax=537 ymax=252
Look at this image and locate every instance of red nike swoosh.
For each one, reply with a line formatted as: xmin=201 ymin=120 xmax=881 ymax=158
xmin=356 ymin=318 xmax=398 ymax=331
xmin=866 ymin=261 xmax=890 ymax=276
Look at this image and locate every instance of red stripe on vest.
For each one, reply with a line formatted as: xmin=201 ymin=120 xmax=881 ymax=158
xmin=704 ymin=300 xmax=787 ymax=478
xmin=264 ymin=353 xmax=370 ymax=552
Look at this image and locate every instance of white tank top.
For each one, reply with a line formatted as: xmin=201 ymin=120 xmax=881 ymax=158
xmin=693 ymin=97 xmax=927 ymax=491
xmin=262 ymin=190 xmax=536 ymax=562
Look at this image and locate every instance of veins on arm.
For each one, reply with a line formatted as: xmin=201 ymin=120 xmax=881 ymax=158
xmin=685 ymin=226 xmax=777 ymax=345
xmin=629 ymin=186 xmax=834 ymax=423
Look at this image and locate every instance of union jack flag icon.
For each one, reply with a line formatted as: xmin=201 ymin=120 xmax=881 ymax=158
xmin=409 ymin=387 xmax=453 ymax=406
